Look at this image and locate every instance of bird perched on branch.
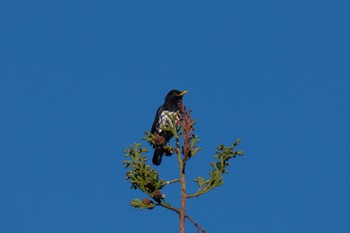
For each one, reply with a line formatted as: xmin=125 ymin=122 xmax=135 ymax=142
xmin=151 ymin=89 xmax=188 ymax=165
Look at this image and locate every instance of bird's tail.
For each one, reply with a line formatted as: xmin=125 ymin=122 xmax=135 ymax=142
xmin=152 ymin=148 xmax=163 ymax=166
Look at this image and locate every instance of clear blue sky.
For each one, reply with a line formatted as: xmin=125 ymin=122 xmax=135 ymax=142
xmin=1 ymin=1 xmax=349 ymax=233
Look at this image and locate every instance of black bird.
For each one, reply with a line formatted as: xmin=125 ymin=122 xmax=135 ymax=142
xmin=151 ymin=89 xmax=188 ymax=165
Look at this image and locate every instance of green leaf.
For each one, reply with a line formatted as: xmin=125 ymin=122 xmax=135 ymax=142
xmin=130 ymin=198 xmax=155 ymax=210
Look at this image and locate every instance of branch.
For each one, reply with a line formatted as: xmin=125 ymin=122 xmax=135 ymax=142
xmin=186 ymin=188 xmax=209 ymax=199
xmin=185 ymin=214 xmax=208 ymax=233
xmin=157 ymin=202 xmax=180 ymax=214
xmin=188 ymin=140 xmax=244 ymax=199
xmin=158 ymin=200 xmax=207 ymax=233
xmin=164 ymin=178 xmax=180 ymax=185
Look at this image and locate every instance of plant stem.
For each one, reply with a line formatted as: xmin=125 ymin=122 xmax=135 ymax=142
xmin=186 ymin=188 xmax=209 ymax=199
xmin=165 ymin=178 xmax=180 ymax=185
xmin=175 ymin=137 xmax=186 ymax=233
xmin=158 ymin=202 xmax=207 ymax=233
xmin=180 ymin=163 xmax=186 ymax=233
xmin=157 ymin=202 xmax=180 ymax=214
xmin=185 ymin=215 xmax=207 ymax=233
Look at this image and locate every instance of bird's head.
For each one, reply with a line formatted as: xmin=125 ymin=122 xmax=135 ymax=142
xmin=164 ymin=89 xmax=188 ymax=106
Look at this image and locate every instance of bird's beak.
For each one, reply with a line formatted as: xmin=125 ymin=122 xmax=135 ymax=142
xmin=178 ymin=90 xmax=188 ymax=96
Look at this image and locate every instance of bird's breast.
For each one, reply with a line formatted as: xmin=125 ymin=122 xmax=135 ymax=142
xmin=156 ymin=111 xmax=179 ymax=133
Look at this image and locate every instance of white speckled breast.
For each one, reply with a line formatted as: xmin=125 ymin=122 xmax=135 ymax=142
xmin=156 ymin=111 xmax=179 ymax=133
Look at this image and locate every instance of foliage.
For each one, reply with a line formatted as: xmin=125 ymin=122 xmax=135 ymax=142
xmin=122 ymin=143 xmax=165 ymax=201
xmin=122 ymin=105 xmax=243 ymax=233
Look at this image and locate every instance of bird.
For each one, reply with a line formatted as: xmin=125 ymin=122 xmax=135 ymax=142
xmin=150 ymin=89 xmax=188 ymax=165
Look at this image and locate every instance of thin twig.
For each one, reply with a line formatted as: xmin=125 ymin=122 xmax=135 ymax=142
xmin=158 ymin=202 xmax=207 ymax=233
xmin=185 ymin=215 xmax=207 ymax=233
xmin=165 ymin=178 xmax=180 ymax=185
xmin=186 ymin=187 xmax=209 ymax=199
xmin=157 ymin=202 xmax=180 ymax=214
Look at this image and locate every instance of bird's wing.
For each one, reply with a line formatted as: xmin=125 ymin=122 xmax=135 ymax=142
xmin=151 ymin=105 xmax=163 ymax=134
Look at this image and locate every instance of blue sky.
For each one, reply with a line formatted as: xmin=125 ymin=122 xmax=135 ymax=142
xmin=1 ymin=1 xmax=349 ymax=232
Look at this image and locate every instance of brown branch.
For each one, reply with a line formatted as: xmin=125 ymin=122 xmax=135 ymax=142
xmin=185 ymin=215 xmax=207 ymax=233
xmin=186 ymin=192 xmax=202 ymax=199
xmin=175 ymin=135 xmax=186 ymax=233
xmin=158 ymin=202 xmax=207 ymax=233
xmin=165 ymin=178 xmax=180 ymax=185
xmin=157 ymin=202 xmax=180 ymax=214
